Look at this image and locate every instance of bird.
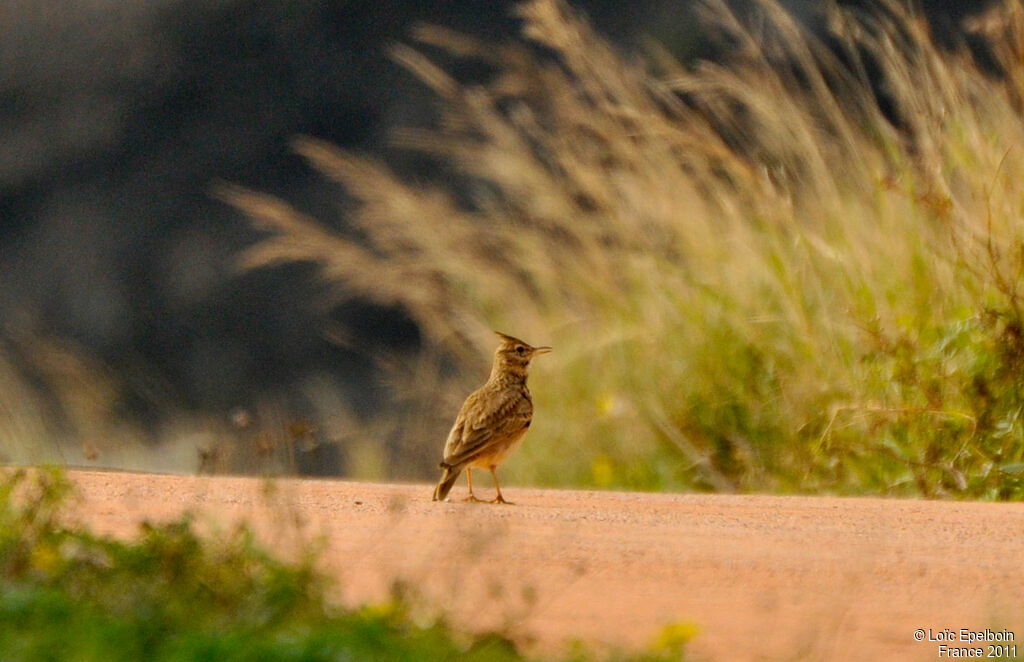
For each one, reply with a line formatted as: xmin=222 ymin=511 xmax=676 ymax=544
xmin=432 ymin=331 xmax=551 ymax=504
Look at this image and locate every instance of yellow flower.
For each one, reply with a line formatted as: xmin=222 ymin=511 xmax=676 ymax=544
xmin=591 ymin=455 xmax=615 ymax=487
xmin=651 ymin=620 xmax=700 ymax=654
xmin=30 ymin=541 xmax=61 ymax=574
xmin=596 ymin=393 xmax=617 ymax=416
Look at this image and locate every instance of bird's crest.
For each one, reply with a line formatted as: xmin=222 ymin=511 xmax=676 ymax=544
xmin=494 ymin=331 xmax=530 ymax=347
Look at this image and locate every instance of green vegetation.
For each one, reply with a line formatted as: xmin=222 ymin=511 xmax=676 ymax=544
xmin=0 ymin=468 xmax=684 ymax=662
xmin=224 ymin=0 xmax=1024 ymax=498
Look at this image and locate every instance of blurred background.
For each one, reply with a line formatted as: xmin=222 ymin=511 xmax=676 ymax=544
xmin=1 ymin=0 xmax=1018 ymax=495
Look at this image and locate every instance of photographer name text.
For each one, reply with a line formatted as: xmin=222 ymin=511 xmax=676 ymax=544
xmin=913 ymin=629 xmax=1016 ymax=658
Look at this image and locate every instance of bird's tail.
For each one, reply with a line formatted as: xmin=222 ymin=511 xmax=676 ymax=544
xmin=432 ymin=463 xmax=461 ymax=501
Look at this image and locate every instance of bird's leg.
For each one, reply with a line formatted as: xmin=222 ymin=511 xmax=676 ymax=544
xmin=488 ymin=467 xmax=513 ymax=505
xmin=464 ymin=468 xmax=484 ymax=502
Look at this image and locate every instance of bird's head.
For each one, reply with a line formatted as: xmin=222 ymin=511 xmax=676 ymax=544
xmin=491 ymin=331 xmax=552 ymax=378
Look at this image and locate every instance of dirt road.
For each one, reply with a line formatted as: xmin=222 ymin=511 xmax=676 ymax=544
xmin=65 ymin=470 xmax=1023 ymax=661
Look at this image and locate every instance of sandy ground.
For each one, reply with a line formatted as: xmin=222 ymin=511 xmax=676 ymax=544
xmin=63 ymin=469 xmax=1024 ymax=662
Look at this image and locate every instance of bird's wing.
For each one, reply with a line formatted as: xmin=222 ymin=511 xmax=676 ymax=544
xmin=442 ymin=386 xmax=532 ymax=467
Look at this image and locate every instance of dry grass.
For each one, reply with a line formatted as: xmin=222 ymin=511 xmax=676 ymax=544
xmin=223 ymin=0 xmax=1024 ymax=497
xmin=0 ymin=331 xmax=146 ymax=467
xmin=0 ymin=327 xmax=358 ymax=476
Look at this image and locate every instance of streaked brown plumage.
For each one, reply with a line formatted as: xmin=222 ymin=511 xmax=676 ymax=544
xmin=432 ymin=331 xmax=551 ymax=504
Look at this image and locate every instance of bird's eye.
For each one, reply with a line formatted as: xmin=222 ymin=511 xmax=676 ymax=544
xmin=516 ymin=345 xmax=527 ymax=355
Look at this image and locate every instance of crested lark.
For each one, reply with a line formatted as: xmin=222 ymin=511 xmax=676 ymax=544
xmin=432 ymin=331 xmax=551 ymax=504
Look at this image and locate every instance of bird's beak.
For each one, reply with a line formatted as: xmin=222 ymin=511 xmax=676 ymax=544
xmin=533 ymin=346 xmax=553 ymax=355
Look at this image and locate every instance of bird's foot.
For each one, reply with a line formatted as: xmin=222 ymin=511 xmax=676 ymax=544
xmin=464 ymin=494 xmax=485 ymax=503
xmin=489 ymin=495 xmax=514 ymax=505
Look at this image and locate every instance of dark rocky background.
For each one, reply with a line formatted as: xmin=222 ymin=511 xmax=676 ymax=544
xmin=0 ymin=0 xmax=998 ymax=470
